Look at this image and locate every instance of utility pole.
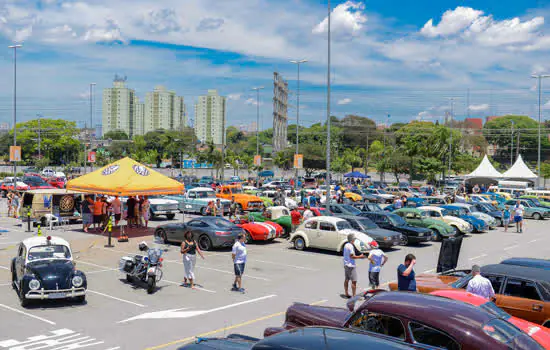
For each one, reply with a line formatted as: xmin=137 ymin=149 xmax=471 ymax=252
xmin=37 ymin=115 xmax=42 ymax=159
xmin=516 ymin=130 xmax=520 ymax=160
xmin=448 ymin=98 xmax=454 ymax=175
xmin=510 ymin=121 xmax=514 ymax=166
xmin=290 ymin=59 xmax=307 ymax=188
xmin=325 ymin=0 xmax=332 ymax=210
xmin=531 ymin=74 xmax=550 ymax=187
xmin=88 ymin=83 xmax=96 ymax=174
xmin=221 ymin=108 xmax=227 ymax=181
xmin=9 ymin=44 xmax=22 ymax=176
xmin=252 ymin=86 xmax=264 ymax=188
xmin=382 ymin=113 xmax=389 ymax=183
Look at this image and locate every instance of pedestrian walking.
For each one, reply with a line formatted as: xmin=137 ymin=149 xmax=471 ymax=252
xmin=12 ymin=192 xmax=20 ymax=219
xmin=232 ymin=233 xmax=247 ymax=293
xmin=290 ymin=207 xmax=302 ymax=233
xmin=367 ymin=241 xmax=387 ymax=289
xmin=466 ymin=265 xmax=495 ymax=300
xmin=181 ymin=231 xmax=205 ymax=289
xmin=215 ymin=198 xmax=223 ymax=217
xmin=343 ymin=233 xmax=364 ymax=298
xmin=513 ymin=200 xmax=525 ymax=233
xmin=207 ymin=200 xmax=216 ymax=216
xmin=394 ymin=197 xmax=403 ymax=209
xmin=141 ymin=196 xmax=150 ymax=228
xmin=502 ymin=205 xmax=511 ymax=232
xmin=397 ymin=254 xmax=416 ymax=291
xmin=100 ymin=196 xmax=109 ymax=230
xmin=92 ymin=196 xmax=103 ymax=231
xmin=7 ymin=191 xmax=13 ymax=217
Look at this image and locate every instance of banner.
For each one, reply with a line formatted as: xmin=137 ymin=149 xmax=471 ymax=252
xmin=88 ymin=151 xmax=96 ymax=163
xmin=254 ymin=155 xmax=262 ymax=167
xmin=9 ymin=146 xmax=21 ymax=162
xmin=294 ymin=154 xmax=303 ymax=169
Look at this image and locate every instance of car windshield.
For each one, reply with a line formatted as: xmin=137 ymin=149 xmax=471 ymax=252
xmin=28 ymin=245 xmax=71 ymax=261
xmin=480 ymin=302 xmax=511 ymax=320
xmin=529 ymin=198 xmax=541 ymax=206
xmin=440 ymin=209 xmax=449 ymax=216
xmin=197 ymin=191 xmax=216 ymax=199
xmin=377 ymin=189 xmax=387 ymax=194
xmin=23 ymin=176 xmax=48 ymax=186
xmin=211 ymin=219 xmax=234 ymax=229
xmin=482 ymin=319 xmax=537 ymax=347
xmin=231 ymin=188 xmax=243 ymax=194
xmin=356 ymin=218 xmax=377 ymax=230
xmin=388 ymin=214 xmax=407 ymax=226
xmin=336 ymin=221 xmax=352 ymax=230
xmin=341 ymin=205 xmax=362 ymax=215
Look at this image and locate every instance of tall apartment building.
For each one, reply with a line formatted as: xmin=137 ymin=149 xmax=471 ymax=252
xmin=194 ymin=90 xmax=226 ymax=145
xmin=134 ymin=96 xmax=145 ymax=136
xmin=144 ymin=86 xmax=186 ymax=134
xmin=102 ymin=77 xmax=136 ymax=137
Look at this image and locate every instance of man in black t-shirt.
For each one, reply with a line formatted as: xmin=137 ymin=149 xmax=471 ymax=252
xmin=127 ymin=196 xmax=136 ymax=226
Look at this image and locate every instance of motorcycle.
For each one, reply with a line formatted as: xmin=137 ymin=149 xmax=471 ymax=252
xmin=119 ymin=242 xmax=163 ymax=294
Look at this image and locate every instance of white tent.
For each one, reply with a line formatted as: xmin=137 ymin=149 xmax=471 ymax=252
xmin=502 ymin=155 xmax=537 ymax=181
xmin=465 ymin=155 xmax=502 ymax=179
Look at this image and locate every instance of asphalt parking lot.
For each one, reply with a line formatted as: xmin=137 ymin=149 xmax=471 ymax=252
xmin=0 ymin=207 xmax=549 ymax=350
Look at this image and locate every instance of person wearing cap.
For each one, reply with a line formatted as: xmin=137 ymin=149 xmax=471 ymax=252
xmin=466 ymin=265 xmax=495 ymax=300
xmin=343 ymin=233 xmax=365 ymax=298
xmin=367 ymin=241 xmax=387 ymax=289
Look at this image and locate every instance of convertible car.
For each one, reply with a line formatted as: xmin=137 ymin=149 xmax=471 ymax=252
xmin=263 ymin=291 xmax=541 ymax=349
xmin=249 ymin=206 xmax=292 ymax=235
xmin=232 ymin=218 xmax=283 ymax=242
xmin=11 ymin=235 xmax=87 ymax=306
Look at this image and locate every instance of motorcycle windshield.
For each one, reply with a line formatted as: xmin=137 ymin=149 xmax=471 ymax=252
xmin=148 ymin=248 xmax=163 ymax=264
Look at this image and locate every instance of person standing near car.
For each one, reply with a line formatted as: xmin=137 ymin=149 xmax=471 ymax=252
xmin=81 ymin=195 xmax=93 ymax=233
xmin=397 ymin=254 xmax=417 ymax=291
xmin=343 ymin=233 xmax=364 ymax=298
xmin=215 ymin=198 xmax=223 ymax=217
xmin=229 ymin=197 xmax=237 ymax=219
xmin=290 ymin=208 xmax=302 ymax=233
xmin=126 ymin=196 xmax=136 ymax=227
xmin=111 ymin=196 xmax=122 ymax=227
xmin=303 ymin=206 xmax=314 ymax=221
xmin=502 ymin=205 xmax=511 ymax=232
xmin=466 ymin=265 xmax=495 ymax=300
xmin=514 ymin=200 xmax=525 ymax=233
xmin=181 ymin=231 xmax=205 ymax=289
xmin=141 ymin=196 xmax=150 ymax=228
xmin=92 ymin=195 xmax=103 ymax=231
xmin=232 ymin=233 xmax=247 ymax=293
xmin=367 ymin=241 xmax=387 ymax=289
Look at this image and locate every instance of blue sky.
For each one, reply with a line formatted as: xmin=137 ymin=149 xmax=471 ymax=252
xmin=1 ymin=0 xmax=550 ymax=130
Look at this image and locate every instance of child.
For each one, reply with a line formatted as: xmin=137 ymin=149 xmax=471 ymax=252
xmin=502 ymin=205 xmax=511 ymax=232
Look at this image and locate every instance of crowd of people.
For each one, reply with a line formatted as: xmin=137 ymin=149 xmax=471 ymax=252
xmin=80 ymin=195 xmax=151 ymax=233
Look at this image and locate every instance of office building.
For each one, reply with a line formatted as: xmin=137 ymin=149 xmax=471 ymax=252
xmin=102 ymin=76 xmax=136 ymax=137
xmin=144 ymin=86 xmax=186 ymax=134
xmin=194 ymin=90 xmax=226 ymax=145
xmin=134 ymin=96 xmax=145 ymax=136
xmin=272 ymin=72 xmax=289 ymax=152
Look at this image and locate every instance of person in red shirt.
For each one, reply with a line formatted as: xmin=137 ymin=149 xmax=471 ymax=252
xmin=290 ymin=208 xmax=302 ymax=233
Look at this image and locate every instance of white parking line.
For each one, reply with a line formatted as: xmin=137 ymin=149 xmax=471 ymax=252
xmin=504 ymin=244 xmax=519 ymax=251
xmin=164 ymin=259 xmax=270 ymax=281
xmin=0 ymin=303 xmax=56 ymax=325
xmin=528 ymin=239 xmax=538 ymax=243
xmin=469 ymin=254 xmax=487 ymax=261
xmin=0 ymin=241 xmax=18 ymax=245
xmin=423 ymin=268 xmax=436 ymax=273
xmin=87 ymin=290 xmax=146 ymax=307
xmin=161 ymin=279 xmax=216 ymax=293
xmin=0 ymin=266 xmax=9 ymax=270
xmin=86 ymin=268 xmax=119 ymax=274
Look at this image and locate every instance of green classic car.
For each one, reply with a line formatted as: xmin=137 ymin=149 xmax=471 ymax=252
xmin=393 ymin=208 xmax=456 ymax=241
xmin=249 ymin=206 xmax=292 ymax=236
xmin=504 ymin=199 xmax=550 ymax=220
xmin=520 ymin=195 xmax=550 ymax=207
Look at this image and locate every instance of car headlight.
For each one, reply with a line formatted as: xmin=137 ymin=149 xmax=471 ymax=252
xmin=29 ymin=279 xmax=40 ymax=290
xmin=384 ymin=237 xmax=391 ymax=241
xmin=72 ymin=276 xmax=83 ymax=287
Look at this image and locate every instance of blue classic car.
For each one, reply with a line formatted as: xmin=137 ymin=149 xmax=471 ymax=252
xmin=440 ymin=205 xmax=488 ymax=232
xmin=179 ymin=187 xmax=231 ymax=215
xmin=11 ymin=236 xmax=87 ymax=306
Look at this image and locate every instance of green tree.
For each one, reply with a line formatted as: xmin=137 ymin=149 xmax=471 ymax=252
xmin=416 ymin=157 xmax=444 ymax=183
xmin=541 ymin=161 xmax=550 ymax=187
xmin=103 ymin=130 xmax=129 ymax=140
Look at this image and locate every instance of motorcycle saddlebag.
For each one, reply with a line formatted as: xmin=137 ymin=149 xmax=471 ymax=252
xmin=119 ymin=256 xmax=135 ymax=273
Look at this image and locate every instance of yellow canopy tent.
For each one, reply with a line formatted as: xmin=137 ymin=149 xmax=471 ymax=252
xmin=66 ymin=157 xmax=184 ymax=196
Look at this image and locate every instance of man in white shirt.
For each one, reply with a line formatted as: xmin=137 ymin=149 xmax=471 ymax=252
xmin=303 ymin=207 xmax=314 ymax=221
xmin=231 ymin=233 xmax=247 ymax=293
xmin=466 ymin=265 xmax=495 ymax=300
xmin=513 ymin=200 xmax=525 ymax=233
xmin=343 ymin=233 xmax=364 ymax=298
xmin=367 ymin=242 xmax=388 ymax=289
xmin=394 ymin=198 xmax=403 ymax=209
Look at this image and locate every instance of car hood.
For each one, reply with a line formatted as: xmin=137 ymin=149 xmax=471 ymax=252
xmin=410 ymin=273 xmax=458 ymax=292
xmin=26 ymin=259 xmax=75 ymax=289
xmin=285 ymin=303 xmax=350 ymax=329
xmin=231 ymin=194 xmax=263 ymax=202
xmin=366 ymin=227 xmax=400 ymax=238
xmin=149 ymin=198 xmax=178 ymax=205
xmin=443 ymin=216 xmax=469 ymax=227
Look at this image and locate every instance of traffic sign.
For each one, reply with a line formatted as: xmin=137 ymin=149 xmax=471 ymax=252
xmin=9 ymin=146 xmax=21 ymax=162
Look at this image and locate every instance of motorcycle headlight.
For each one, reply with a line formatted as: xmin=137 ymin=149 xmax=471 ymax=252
xmin=72 ymin=275 xmax=83 ymax=287
xmin=29 ymin=279 xmax=40 ymax=290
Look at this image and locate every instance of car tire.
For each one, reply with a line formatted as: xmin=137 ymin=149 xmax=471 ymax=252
xmin=156 ymin=229 xmax=168 ymax=244
xmin=533 ymin=212 xmax=542 ymax=220
xmin=166 ymin=214 xmax=175 ymax=220
xmin=451 ymin=226 xmax=459 ymax=236
xmin=237 ymin=204 xmax=244 ymax=212
xmin=293 ymin=237 xmax=305 ymax=251
xmin=126 ymin=274 xmax=133 ymax=282
xmin=11 ymin=269 xmax=17 ymax=290
xmin=401 ymin=235 xmax=409 ymax=246
xmin=198 ymin=235 xmax=213 ymax=251
xmin=497 ymin=219 xmax=503 ymax=227
xmin=432 ymin=229 xmax=442 ymax=242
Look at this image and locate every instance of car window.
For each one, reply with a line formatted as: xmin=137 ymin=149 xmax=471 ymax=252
xmin=187 ymin=220 xmax=204 ymax=227
xmin=188 ymin=192 xmax=196 ymax=198
xmin=282 ymin=209 xmax=290 ymax=216
xmin=304 ymin=220 xmax=317 ymax=229
xmin=409 ymin=322 xmax=460 ymax=350
xmin=348 ymin=220 xmax=361 ymax=231
xmin=503 ymin=279 xmax=541 ymax=301
xmin=348 ymin=311 xmax=406 ymax=341
xmin=336 ymin=221 xmax=352 ymax=230
xmin=405 ymin=212 xmax=417 ymax=219
xmin=319 ymin=222 xmax=336 ymax=231
xmin=331 ymin=206 xmax=342 ymax=213
xmin=485 ymin=275 xmax=505 ymax=294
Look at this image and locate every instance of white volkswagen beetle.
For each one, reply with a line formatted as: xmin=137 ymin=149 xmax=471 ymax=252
xmin=417 ymin=206 xmax=473 ymax=234
xmin=290 ymin=216 xmax=374 ymax=253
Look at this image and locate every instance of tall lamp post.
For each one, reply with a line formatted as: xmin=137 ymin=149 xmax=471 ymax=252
xmin=448 ymin=98 xmax=454 ymax=175
xmin=88 ymin=83 xmax=96 ymax=173
xmin=290 ymin=59 xmax=307 ymax=188
xmin=9 ymin=44 xmax=22 ymax=176
xmin=326 ymin=0 xmax=332 ymax=210
xmin=531 ymin=74 xmax=550 ymax=188
xmin=510 ymin=120 xmax=514 ymax=166
xmin=252 ymin=86 xmax=264 ymax=188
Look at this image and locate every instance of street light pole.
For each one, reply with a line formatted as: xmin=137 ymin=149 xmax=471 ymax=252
xmin=252 ymin=86 xmax=264 ymax=188
xmin=290 ymin=59 xmax=307 ymax=188
xmin=88 ymin=83 xmax=96 ymax=173
xmin=532 ymin=74 xmax=550 ymax=188
xmin=511 ymin=120 xmax=514 ymax=166
xmin=9 ymin=44 xmax=22 ymax=176
xmin=326 ymin=0 xmax=332 ymax=210
xmin=37 ymin=114 xmax=42 ymax=159
xmin=448 ymin=98 xmax=454 ymax=175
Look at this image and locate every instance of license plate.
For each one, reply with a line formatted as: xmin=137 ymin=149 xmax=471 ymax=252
xmin=49 ymin=292 xmax=66 ymax=299
xmin=418 ymin=233 xmax=424 ymax=236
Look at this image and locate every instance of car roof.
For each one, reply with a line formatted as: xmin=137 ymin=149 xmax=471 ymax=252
xmin=23 ymin=236 xmax=70 ymax=249
xmin=450 ymin=203 xmax=471 ymax=208
xmin=305 ymin=216 xmax=343 ymax=224
xmin=190 ymin=187 xmax=215 ymax=191
xmin=429 ymin=290 xmax=487 ymax=307
xmin=499 ymin=258 xmax=550 ymax=271
xmin=365 ymin=291 xmax=494 ymax=330
xmin=481 ymin=264 xmax=550 ymax=283
xmin=254 ymin=327 xmax=413 ymax=350
xmin=24 ymin=189 xmax=81 ymax=195
xmin=417 ymin=206 xmax=442 ymax=211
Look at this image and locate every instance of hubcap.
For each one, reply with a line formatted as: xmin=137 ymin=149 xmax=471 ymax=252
xmin=296 ymin=239 xmax=304 ymax=249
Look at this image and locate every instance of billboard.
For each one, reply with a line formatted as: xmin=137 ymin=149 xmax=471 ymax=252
xmin=88 ymin=151 xmax=96 ymax=163
xmin=254 ymin=155 xmax=262 ymax=167
xmin=294 ymin=154 xmax=303 ymax=169
xmin=9 ymin=146 xmax=21 ymax=162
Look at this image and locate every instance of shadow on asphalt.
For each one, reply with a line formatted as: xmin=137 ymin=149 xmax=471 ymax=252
xmin=118 ymin=278 xmax=166 ymax=294
xmin=22 ymin=297 xmax=87 ymax=309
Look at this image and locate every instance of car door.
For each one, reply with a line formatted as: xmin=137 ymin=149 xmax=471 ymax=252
xmin=167 ymin=223 xmax=187 ymax=242
xmin=318 ymin=221 xmax=339 ymax=250
xmin=497 ymin=277 xmax=547 ymax=325
xmin=303 ymin=219 xmax=319 ymax=247
xmin=185 ymin=220 xmax=207 ymax=242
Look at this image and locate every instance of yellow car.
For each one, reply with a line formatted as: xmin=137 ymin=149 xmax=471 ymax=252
xmin=344 ymin=192 xmax=362 ymax=202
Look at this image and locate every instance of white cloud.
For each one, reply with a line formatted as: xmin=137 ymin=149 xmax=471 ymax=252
xmin=227 ymin=93 xmax=241 ymax=101
xmin=312 ymin=1 xmax=367 ymax=38
xmin=83 ymin=19 xmax=124 ymax=43
xmin=421 ymin=7 xmax=483 ymax=37
xmin=140 ymin=8 xmax=183 ymax=34
xmin=196 ymin=17 xmax=224 ymax=32
xmin=468 ymin=103 xmax=490 ymax=111
xmin=544 ymin=100 xmax=550 ymax=109
xmin=337 ymin=98 xmax=352 ymax=105
xmin=245 ymin=98 xmax=262 ymax=106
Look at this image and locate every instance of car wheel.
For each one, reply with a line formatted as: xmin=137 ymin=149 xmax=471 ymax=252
xmin=451 ymin=226 xmax=459 ymax=236
xmin=126 ymin=274 xmax=133 ymax=282
xmin=401 ymin=235 xmax=409 ymax=246
xmin=497 ymin=219 xmax=503 ymax=227
xmin=294 ymin=237 xmax=305 ymax=251
xmin=166 ymin=214 xmax=175 ymax=220
xmin=198 ymin=235 xmax=213 ymax=251
xmin=156 ymin=229 xmax=168 ymax=244
xmin=245 ymin=231 xmax=253 ymax=243
xmin=200 ymin=207 xmax=208 ymax=216
xmin=432 ymin=229 xmax=442 ymax=242
xmin=11 ymin=269 xmax=17 ymax=290
xmin=237 ymin=204 xmax=244 ymax=212
xmin=19 ymin=283 xmax=29 ymax=307
xmin=75 ymin=295 xmax=86 ymax=303
xmin=533 ymin=212 xmax=542 ymax=220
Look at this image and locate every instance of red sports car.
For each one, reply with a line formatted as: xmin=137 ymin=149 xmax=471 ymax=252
xmin=232 ymin=218 xmax=283 ymax=242
xmin=47 ymin=177 xmax=66 ymax=189
xmin=430 ymin=290 xmax=550 ymax=349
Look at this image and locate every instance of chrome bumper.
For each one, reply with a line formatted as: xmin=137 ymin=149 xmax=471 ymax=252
xmin=26 ymin=287 xmax=86 ymax=300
